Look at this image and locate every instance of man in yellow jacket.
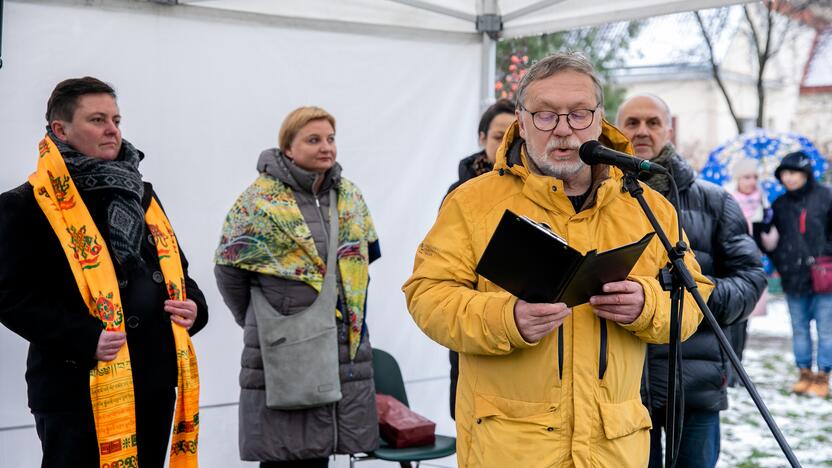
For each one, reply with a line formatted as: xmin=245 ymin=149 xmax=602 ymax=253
xmin=403 ymin=52 xmax=713 ymax=468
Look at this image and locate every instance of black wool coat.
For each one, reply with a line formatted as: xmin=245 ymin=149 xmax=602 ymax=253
xmin=446 ymin=151 xmax=493 ymax=195
xmin=0 ymin=181 xmax=208 ymax=413
xmin=766 ymin=180 xmax=832 ymax=294
xmin=643 ymin=153 xmax=766 ymax=412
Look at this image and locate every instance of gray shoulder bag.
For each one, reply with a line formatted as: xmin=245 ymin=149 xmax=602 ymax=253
xmin=249 ymin=190 xmax=342 ymax=409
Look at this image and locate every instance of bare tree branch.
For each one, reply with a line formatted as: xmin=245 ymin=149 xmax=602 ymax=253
xmin=763 ymin=2 xmax=783 ymax=68
xmin=694 ymin=11 xmax=744 ymax=133
xmin=744 ymin=5 xmax=764 ymax=62
xmin=754 ymin=2 xmax=776 ymax=127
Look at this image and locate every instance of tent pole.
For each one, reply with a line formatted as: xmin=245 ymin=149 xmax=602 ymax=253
xmin=0 ymin=0 xmax=4 ymax=69
xmin=478 ymin=0 xmax=500 ymax=112
xmin=480 ymin=32 xmax=496 ymax=112
xmin=385 ymin=0 xmax=475 ymax=22
xmin=503 ymin=0 xmax=567 ymax=22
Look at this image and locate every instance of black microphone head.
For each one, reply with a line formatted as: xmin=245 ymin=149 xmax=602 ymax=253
xmin=579 ymin=140 xmax=602 ymax=165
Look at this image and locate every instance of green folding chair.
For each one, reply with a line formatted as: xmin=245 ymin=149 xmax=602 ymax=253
xmin=350 ymin=348 xmax=456 ymax=468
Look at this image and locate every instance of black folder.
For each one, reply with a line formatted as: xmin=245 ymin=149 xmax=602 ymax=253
xmin=475 ymin=210 xmax=655 ymax=307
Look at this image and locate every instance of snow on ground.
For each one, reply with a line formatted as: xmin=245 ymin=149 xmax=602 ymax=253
xmin=345 ymin=296 xmax=829 ymax=468
xmin=719 ymin=296 xmax=832 ymax=467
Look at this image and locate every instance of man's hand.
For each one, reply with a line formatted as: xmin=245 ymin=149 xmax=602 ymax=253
xmin=513 ymin=300 xmax=572 ymax=343
xmin=589 ymin=280 xmax=645 ymax=324
xmin=95 ymin=330 xmax=126 ymax=362
xmin=165 ymin=299 xmax=198 ymax=330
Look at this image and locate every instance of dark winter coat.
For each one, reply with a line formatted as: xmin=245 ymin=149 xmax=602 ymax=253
xmin=766 ymin=179 xmax=832 ymax=294
xmin=446 ymin=150 xmax=493 ymax=194
xmin=0 ymin=181 xmax=208 ymax=413
xmin=214 ymin=149 xmax=380 ymax=462
xmin=643 ymin=150 xmax=767 ymax=412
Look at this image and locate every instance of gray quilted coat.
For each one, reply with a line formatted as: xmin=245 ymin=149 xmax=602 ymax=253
xmin=215 ymin=149 xmax=380 ymax=462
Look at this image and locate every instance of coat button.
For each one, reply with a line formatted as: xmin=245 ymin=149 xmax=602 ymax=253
xmin=547 ymin=427 xmax=554 ymax=432
xmin=127 ymin=316 xmax=140 ymax=329
xmin=551 ymin=186 xmax=558 ymax=192
xmin=118 ymin=279 xmax=128 ymax=289
xmin=476 ymin=418 xmax=482 ymax=424
xmin=152 ymin=271 xmax=164 ymax=284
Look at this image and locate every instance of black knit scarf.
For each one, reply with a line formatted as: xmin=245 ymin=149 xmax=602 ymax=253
xmin=46 ymin=127 xmax=146 ymax=269
xmin=638 ymin=143 xmax=675 ymax=196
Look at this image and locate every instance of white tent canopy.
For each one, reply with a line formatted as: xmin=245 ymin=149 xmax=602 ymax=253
xmin=176 ymin=0 xmax=752 ymax=108
xmin=0 ymin=1 xmax=747 ymax=467
xmin=178 ymin=0 xmax=750 ymax=37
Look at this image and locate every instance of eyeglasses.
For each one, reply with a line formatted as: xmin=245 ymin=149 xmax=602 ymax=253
xmin=520 ymin=104 xmax=599 ymax=131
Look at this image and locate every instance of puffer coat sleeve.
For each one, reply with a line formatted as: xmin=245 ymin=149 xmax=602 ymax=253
xmin=698 ymin=186 xmax=767 ymax=326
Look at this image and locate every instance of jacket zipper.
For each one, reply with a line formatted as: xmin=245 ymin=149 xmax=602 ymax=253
xmin=332 ymin=402 xmax=339 ymax=451
xmin=557 ymin=326 xmax=564 ymax=380
xmin=599 ymin=319 xmax=608 ymax=379
xmin=315 ymin=193 xmax=341 ymax=451
xmin=315 ymin=195 xmax=328 ymax=246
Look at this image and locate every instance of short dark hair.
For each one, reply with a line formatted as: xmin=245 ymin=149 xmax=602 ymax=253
xmin=478 ymin=99 xmax=515 ymax=137
xmin=46 ymin=77 xmax=116 ymax=123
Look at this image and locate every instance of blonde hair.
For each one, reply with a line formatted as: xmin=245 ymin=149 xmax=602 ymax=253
xmin=732 ymin=157 xmax=759 ymax=180
xmin=278 ymin=106 xmax=336 ymax=151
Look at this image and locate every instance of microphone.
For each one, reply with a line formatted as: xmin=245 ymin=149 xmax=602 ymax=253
xmin=579 ymin=140 xmax=668 ymax=174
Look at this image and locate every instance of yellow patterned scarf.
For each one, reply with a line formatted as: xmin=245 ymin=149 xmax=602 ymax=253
xmin=29 ymin=135 xmax=200 ymax=468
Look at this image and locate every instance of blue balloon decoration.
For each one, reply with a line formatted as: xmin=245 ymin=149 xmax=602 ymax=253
xmin=700 ymin=129 xmax=827 ymax=204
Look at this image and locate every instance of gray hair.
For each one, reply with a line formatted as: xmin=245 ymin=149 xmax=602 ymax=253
xmin=514 ymin=52 xmax=604 ymax=110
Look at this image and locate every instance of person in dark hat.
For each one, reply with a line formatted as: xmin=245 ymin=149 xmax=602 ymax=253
xmin=763 ymin=150 xmax=832 ymax=398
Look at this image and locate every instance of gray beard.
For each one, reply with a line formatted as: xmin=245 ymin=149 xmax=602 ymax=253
xmin=526 ymin=144 xmax=586 ymax=179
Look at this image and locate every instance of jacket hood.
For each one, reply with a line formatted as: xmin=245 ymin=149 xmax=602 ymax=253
xmin=491 ymin=119 xmax=635 ymax=214
xmin=666 ymin=147 xmax=697 ymax=190
xmin=494 ymin=118 xmax=634 ymax=175
xmin=256 ymin=148 xmax=341 ymax=194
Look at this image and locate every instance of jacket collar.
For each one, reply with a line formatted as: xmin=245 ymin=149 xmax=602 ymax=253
xmin=257 ymin=148 xmax=341 ymax=195
xmin=663 ymin=144 xmax=696 ymax=191
xmin=458 ymin=150 xmax=492 ymax=179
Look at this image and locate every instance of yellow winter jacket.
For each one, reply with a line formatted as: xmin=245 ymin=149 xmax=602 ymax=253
xmin=403 ymin=120 xmax=712 ymax=468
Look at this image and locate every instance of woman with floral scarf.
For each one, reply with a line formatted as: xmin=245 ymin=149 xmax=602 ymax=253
xmin=214 ymin=106 xmax=381 ymax=468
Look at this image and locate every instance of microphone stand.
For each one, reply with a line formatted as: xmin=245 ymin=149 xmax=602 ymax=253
xmin=621 ymin=173 xmax=800 ymax=468
xmin=0 ymin=0 xmax=4 ymax=69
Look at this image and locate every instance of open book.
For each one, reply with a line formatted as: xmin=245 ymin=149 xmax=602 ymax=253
xmin=475 ymin=210 xmax=655 ymax=307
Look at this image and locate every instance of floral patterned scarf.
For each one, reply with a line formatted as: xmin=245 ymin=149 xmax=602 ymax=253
xmin=215 ymin=174 xmax=377 ymax=360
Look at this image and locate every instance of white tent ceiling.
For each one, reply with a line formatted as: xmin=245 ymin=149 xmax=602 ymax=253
xmin=179 ymin=0 xmax=753 ymax=38
xmin=176 ymin=0 xmax=753 ymax=107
